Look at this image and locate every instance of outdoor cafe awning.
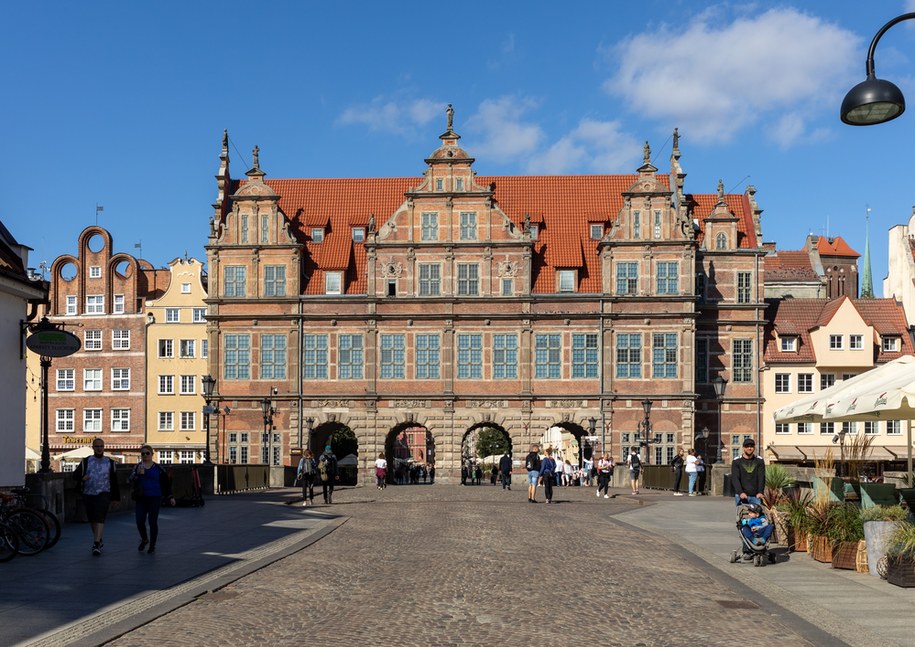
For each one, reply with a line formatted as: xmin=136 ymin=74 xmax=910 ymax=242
xmin=767 ymin=445 xmax=906 ymax=462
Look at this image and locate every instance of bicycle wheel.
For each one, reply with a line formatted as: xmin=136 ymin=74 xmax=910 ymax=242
xmin=0 ymin=522 xmax=18 ymax=562
xmin=5 ymin=508 xmax=49 ymax=555
xmin=33 ymin=508 xmax=61 ymax=550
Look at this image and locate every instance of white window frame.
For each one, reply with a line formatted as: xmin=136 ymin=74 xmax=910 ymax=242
xmin=180 ymin=339 xmax=196 ymax=358
xmin=66 ymin=295 xmax=77 ymax=315
xmin=774 ymin=373 xmax=791 ymax=393
xmin=883 ymin=336 xmax=901 ymax=352
xmin=352 ymin=227 xmax=365 ymax=242
xmin=311 ymin=227 xmax=324 ymax=242
xmin=113 ymin=294 xmax=125 ymax=314
xmin=325 ymin=272 xmax=342 ymax=295
xmin=829 ymin=334 xmax=843 ymax=350
xmin=180 ymin=375 xmax=196 ymax=395
xmin=192 ymin=308 xmax=207 ymax=323
xmin=557 ymin=270 xmax=576 ymax=293
xmin=83 ymin=408 xmax=102 ymax=433
xmin=56 ymin=409 xmax=74 ymax=433
xmin=111 ymin=368 xmax=130 ymax=391
xmin=180 ymin=411 xmax=196 ymax=431
xmin=798 ymin=373 xmax=813 ymax=393
xmin=590 ymin=224 xmax=603 ymax=240
xmin=181 ymin=282 xmax=192 ymax=294
xmin=89 ymin=266 xmax=101 ymax=278
xmin=165 ymin=308 xmax=180 ymax=323
xmin=85 ymin=329 xmax=102 ymax=351
xmin=83 ymin=368 xmax=102 ymax=391
xmin=849 ymin=334 xmax=863 ymax=350
xmin=112 ymin=329 xmax=130 ymax=350
xmin=111 ymin=408 xmax=130 ymax=432
xmin=56 ymin=368 xmax=75 ymax=392
xmin=159 ymin=339 xmax=174 ymax=358
xmin=158 ymin=375 xmax=174 ymax=395
xmin=780 ymin=336 xmax=797 ymax=352
xmin=158 ymin=411 xmax=174 ymax=431
xmin=86 ymin=295 xmax=104 ymax=314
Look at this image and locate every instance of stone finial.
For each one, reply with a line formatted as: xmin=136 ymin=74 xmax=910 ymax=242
xmin=252 ymin=145 xmax=260 ymax=171
xmin=672 ymin=128 xmax=679 ymax=150
xmin=368 ymin=213 xmax=376 ymax=233
xmin=717 ymin=179 xmax=725 ymax=201
xmin=643 ymin=141 xmax=651 ymax=164
xmin=446 ymin=104 xmax=454 ymax=130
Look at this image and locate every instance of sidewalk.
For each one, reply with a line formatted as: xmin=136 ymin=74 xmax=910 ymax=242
xmin=614 ymin=492 xmax=915 ymax=647
xmin=2 ymin=491 xmax=343 ymax=647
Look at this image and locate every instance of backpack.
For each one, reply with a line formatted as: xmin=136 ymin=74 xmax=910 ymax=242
xmin=629 ymin=453 xmax=641 ymax=468
xmin=318 ymin=457 xmax=329 ymax=482
xmin=302 ymin=458 xmax=315 ymax=475
xmin=525 ymin=454 xmax=535 ymax=471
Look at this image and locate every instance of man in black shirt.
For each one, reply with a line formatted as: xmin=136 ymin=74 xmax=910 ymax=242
xmin=499 ymin=452 xmax=513 ymax=490
xmin=731 ymin=437 xmax=766 ymax=506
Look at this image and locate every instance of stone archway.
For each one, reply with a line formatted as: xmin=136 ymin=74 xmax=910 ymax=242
xmin=540 ymin=420 xmax=589 ymax=469
xmin=384 ymin=422 xmax=435 ymax=485
xmin=460 ymin=422 xmax=512 ymax=485
xmin=310 ymin=421 xmax=359 ymax=485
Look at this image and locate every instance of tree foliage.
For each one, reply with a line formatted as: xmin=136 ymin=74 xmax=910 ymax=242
xmin=475 ymin=427 xmax=510 ymax=458
xmin=331 ymin=426 xmax=358 ymax=458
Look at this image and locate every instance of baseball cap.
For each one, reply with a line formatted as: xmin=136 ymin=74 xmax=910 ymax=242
xmin=742 ymin=438 xmax=756 ymax=447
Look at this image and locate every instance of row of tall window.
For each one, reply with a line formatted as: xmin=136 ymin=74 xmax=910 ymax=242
xmin=56 ymin=368 xmax=133 ymax=392
xmin=54 ymin=408 xmax=204 ymax=433
xmin=221 ymin=332 xmax=756 ymax=382
xmin=157 ymin=338 xmax=208 ymax=359
xmin=774 ymin=421 xmax=903 ymax=435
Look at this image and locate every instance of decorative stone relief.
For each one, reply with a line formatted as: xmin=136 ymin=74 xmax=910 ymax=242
xmin=390 ymin=400 xmax=429 ymax=408
xmin=467 ymin=400 xmax=506 ymax=408
xmin=381 ymin=259 xmax=403 ymax=278
xmin=546 ymin=400 xmax=586 ymax=408
xmin=497 ymin=261 xmax=520 ymax=277
xmin=311 ymin=400 xmax=354 ymax=408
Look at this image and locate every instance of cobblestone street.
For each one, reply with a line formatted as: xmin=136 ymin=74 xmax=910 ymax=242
xmin=109 ymin=484 xmax=821 ymax=646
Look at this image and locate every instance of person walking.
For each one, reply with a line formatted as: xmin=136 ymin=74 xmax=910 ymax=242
xmin=129 ymin=445 xmax=175 ymax=554
xmin=318 ymin=445 xmax=338 ymax=504
xmin=296 ymin=449 xmax=317 ymax=504
xmin=731 ymin=438 xmax=765 ymax=506
xmin=539 ymin=446 xmax=557 ymax=504
xmin=685 ymin=448 xmax=699 ymax=496
xmin=626 ymin=447 xmax=642 ymax=495
xmin=525 ymin=444 xmax=541 ymax=503
xmin=696 ymin=454 xmax=706 ymax=494
xmin=596 ymin=453 xmax=614 ymax=498
xmin=499 ymin=452 xmax=512 ymax=490
xmin=72 ymin=439 xmax=120 ymax=556
xmin=373 ymin=452 xmax=387 ymax=490
xmin=671 ymin=447 xmax=685 ymax=496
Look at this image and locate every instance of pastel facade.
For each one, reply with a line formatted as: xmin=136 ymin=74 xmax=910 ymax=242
xmin=762 ymin=296 xmax=913 ymax=465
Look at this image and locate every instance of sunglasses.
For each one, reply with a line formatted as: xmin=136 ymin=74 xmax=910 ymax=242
xmin=141 ymin=451 xmax=152 ymax=455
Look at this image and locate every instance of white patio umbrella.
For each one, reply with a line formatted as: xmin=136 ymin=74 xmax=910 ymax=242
xmin=54 ymin=446 xmax=95 ymax=461
xmin=821 ymin=357 xmax=915 ymax=476
xmin=773 ymin=356 xmax=915 ymax=423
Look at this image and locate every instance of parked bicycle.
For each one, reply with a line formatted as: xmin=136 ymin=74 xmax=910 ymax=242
xmin=0 ymin=491 xmax=51 ymax=556
xmin=0 ymin=521 xmax=19 ymax=562
xmin=5 ymin=487 xmax=60 ymax=549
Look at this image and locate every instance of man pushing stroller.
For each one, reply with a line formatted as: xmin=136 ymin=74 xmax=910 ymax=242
xmin=730 ymin=437 xmax=775 ymax=565
xmin=731 ymin=437 xmax=765 ymax=506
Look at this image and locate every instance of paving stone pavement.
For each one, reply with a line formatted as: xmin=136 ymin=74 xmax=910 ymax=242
xmin=108 ymin=484 xmax=832 ymax=647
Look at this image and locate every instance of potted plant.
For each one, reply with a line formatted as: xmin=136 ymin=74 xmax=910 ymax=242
xmin=774 ymin=488 xmax=810 ymax=551
xmin=806 ymin=500 xmax=837 ymax=563
xmin=861 ymin=504 xmax=908 ymax=577
xmin=886 ymin=521 xmax=915 ymax=587
xmin=827 ymin=503 xmax=864 ymax=570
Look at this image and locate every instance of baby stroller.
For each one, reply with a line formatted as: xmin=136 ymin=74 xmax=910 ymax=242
xmin=729 ymin=502 xmax=776 ymax=567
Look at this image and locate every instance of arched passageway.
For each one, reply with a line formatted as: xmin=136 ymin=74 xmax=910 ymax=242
xmin=460 ymin=422 xmax=512 ymax=485
xmin=309 ymin=421 xmax=359 ymax=485
xmin=384 ymin=422 xmax=435 ymax=484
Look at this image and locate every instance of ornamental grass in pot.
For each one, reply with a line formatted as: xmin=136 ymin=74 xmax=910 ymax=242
xmin=886 ymin=521 xmax=915 ymax=587
xmin=774 ymin=488 xmax=810 ymax=551
xmin=826 ymin=503 xmax=864 ymax=570
xmin=861 ymin=505 xmax=908 ymax=577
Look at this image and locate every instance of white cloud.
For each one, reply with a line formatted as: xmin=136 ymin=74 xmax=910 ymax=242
xmin=606 ymin=7 xmax=860 ymax=145
xmin=528 ymin=119 xmax=641 ymax=174
xmin=465 ymin=96 xmax=545 ymax=162
xmin=337 ymin=97 xmax=442 ymax=135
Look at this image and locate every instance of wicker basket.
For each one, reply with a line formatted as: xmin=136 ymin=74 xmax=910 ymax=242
xmin=855 ymin=540 xmax=869 ymax=574
xmin=771 ymin=510 xmax=791 ymax=547
xmin=810 ymin=534 xmax=832 ymax=563
xmin=794 ymin=531 xmax=808 ymax=553
xmin=832 ymin=540 xmax=860 ymax=570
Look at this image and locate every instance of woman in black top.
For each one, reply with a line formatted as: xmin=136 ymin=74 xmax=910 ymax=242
xmin=671 ymin=447 xmax=685 ymax=496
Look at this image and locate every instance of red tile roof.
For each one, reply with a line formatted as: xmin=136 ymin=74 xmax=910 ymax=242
xmin=764 ymin=298 xmax=912 ymax=364
xmin=234 ymin=174 xmax=759 ymax=295
xmin=764 ymin=250 xmax=819 ymax=281
xmin=817 ymin=236 xmax=860 ymax=258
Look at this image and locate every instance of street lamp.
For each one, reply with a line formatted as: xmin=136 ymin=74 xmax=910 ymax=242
xmin=261 ymin=388 xmax=278 ymax=466
xmin=712 ymin=375 xmax=727 ymax=464
xmin=201 ymin=374 xmax=216 ymax=464
xmin=832 ymin=428 xmax=848 ymax=478
xmin=637 ymin=399 xmax=654 ymax=464
xmin=304 ymin=416 xmax=314 ymax=454
xmin=841 ymin=13 xmax=915 ymax=125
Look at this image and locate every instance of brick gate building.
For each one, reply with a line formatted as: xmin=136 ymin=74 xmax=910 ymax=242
xmin=205 ymin=111 xmax=767 ymax=480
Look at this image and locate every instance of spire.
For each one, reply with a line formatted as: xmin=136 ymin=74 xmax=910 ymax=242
xmin=861 ymin=207 xmax=875 ymax=298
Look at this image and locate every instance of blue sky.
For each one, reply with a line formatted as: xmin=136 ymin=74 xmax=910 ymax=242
xmin=4 ymin=1 xmax=915 ymax=297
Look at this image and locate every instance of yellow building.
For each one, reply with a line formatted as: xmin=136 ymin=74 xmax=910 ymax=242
xmin=145 ymin=257 xmax=209 ymax=464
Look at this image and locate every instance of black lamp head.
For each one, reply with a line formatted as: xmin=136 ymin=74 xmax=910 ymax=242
xmin=841 ymin=73 xmax=905 ymax=125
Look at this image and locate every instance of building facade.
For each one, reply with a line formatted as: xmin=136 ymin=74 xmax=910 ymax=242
xmin=31 ymin=227 xmax=167 ymax=466
xmin=762 ymin=296 xmax=913 ymax=468
xmin=205 ymin=113 xmax=767 ymax=480
xmin=145 ymin=257 xmax=209 ymax=463
xmin=884 ymin=207 xmax=915 ymax=325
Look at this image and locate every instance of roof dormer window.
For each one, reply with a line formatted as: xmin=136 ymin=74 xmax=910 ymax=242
xmin=352 ymin=227 xmax=365 ymax=243
xmin=780 ymin=336 xmax=798 ymax=352
xmin=590 ymin=224 xmax=603 ymax=240
xmin=883 ymin=336 xmax=901 ymax=352
xmin=311 ymin=228 xmax=324 ymax=243
xmin=529 ymin=224 xmax=539 ymax=240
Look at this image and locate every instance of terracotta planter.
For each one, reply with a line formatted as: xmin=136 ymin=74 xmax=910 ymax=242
xmin=886 ymin=556 xmax=915 ymax=588
xmin=809 ymin=534 xmax=832 ymax=563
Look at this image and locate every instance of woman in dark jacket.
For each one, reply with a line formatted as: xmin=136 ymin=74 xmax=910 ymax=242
xmin=671 ymin=447 xmax=685 ymax=496
xmin=129 ymin=445 xmax=175 ymax=553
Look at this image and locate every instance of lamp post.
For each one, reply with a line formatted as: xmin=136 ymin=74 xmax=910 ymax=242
xmin=201 ymin=374 xmax=216 ymax=464
xmin=841 ymin=13 xmax=915 ymax=125
xmin=712 ymin=375 xmax=727 ymax=464
xmin=586 ymin=416 xmax=596 ymax=468
xmin=304 ymin=416 xmax=314 ymax=454
xmin=832 ymin=429 xmax=847 ymax=478
xmin=261 ymin=389 xmax=277 ymax=466
xmin=637 ymin=399 xmax=654 ymax=464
